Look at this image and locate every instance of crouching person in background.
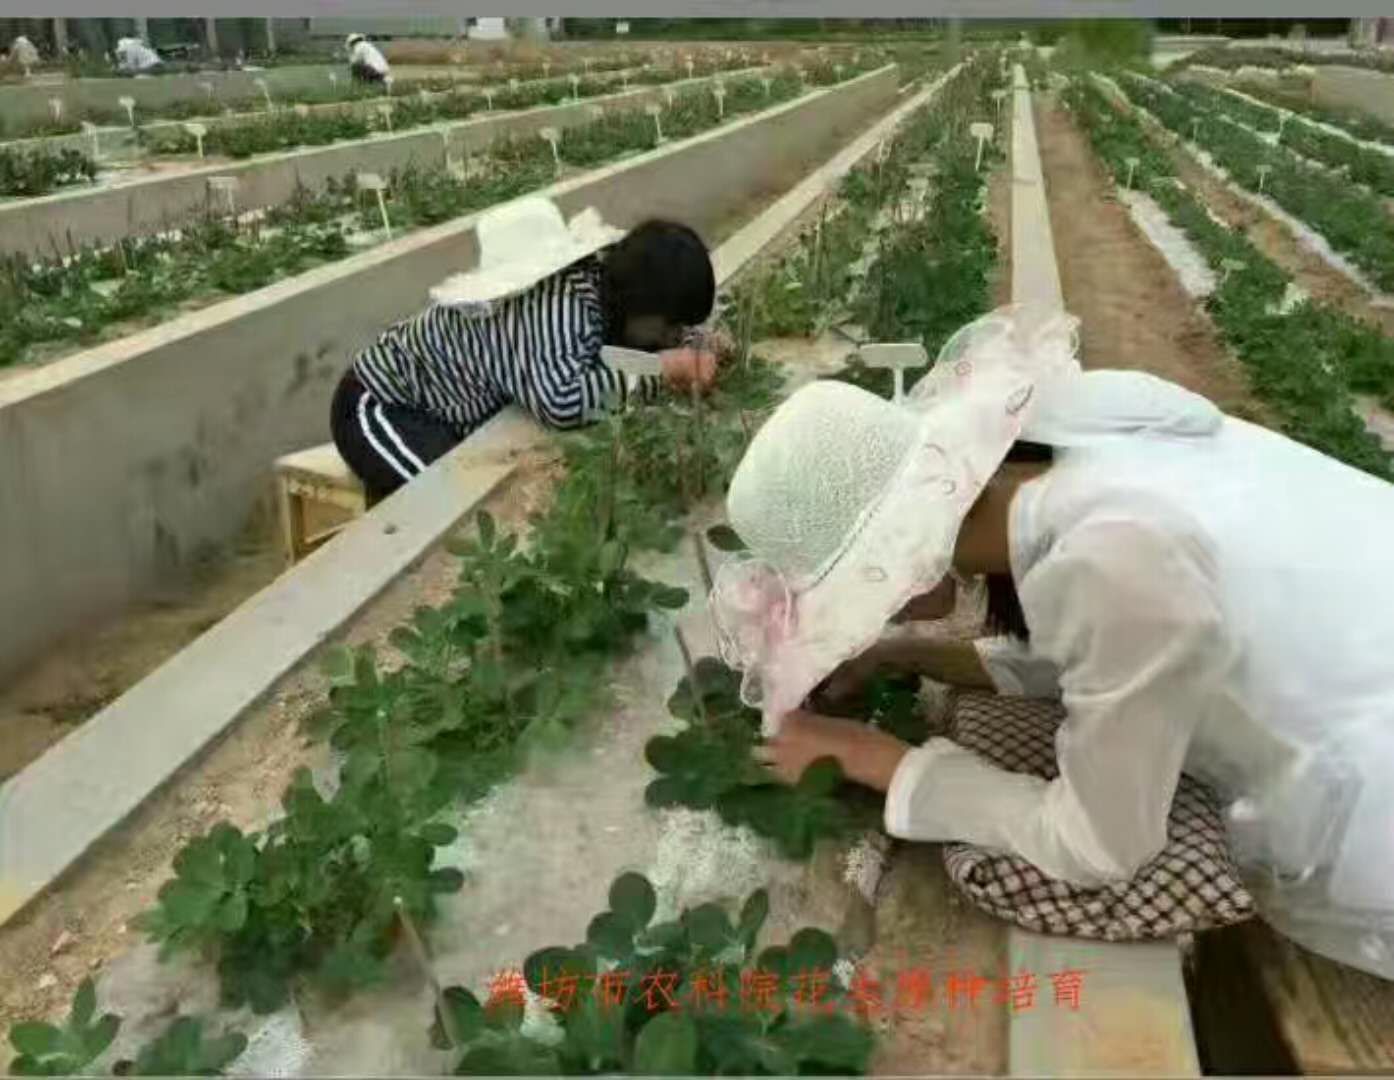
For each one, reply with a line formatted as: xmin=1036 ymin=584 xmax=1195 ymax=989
xmin=330 ymin=196 xmax=722 ymax=501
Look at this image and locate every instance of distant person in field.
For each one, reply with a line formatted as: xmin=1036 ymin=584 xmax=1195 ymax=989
xmin=345 ymin=33 xmax=390 ymax=86
xmin=331 ymin=196 xmax=724 ymax=501
xmin=6 ymin=34 xmax=40 ymax=72
xmin=114 ymin=36 xmax=163 ymax=75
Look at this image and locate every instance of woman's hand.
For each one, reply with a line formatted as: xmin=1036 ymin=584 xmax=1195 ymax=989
xmin=660 ymin=347 xmax=718 ymax=394
xmin=754 ymin=710 xmax=910 ymax=792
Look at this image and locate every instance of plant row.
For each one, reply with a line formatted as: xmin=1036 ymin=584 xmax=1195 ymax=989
xmin=0 ymin=50 xmax=765 ymax=143
xmin=1116 ymin=70 xmax=1394 ymax=292
xmin=0 ymin=146 xmax=98 ymax=198
xmin=138 ymin=57 xmax=875 ymax=163
xmin=0 ymin=56 xmax=785 ymax=194
xmin=0 ymin=67 xmax=827 ymax=370
xmin=1224 ymin=78 xmax=1394 ymax=150
xmin=1174 ymin=79 xmax=1394 ymax=198
xmin=1065 ymin=77 xmax=1394 ymax=478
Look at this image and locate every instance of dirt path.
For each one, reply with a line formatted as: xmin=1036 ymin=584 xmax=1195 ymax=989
xmin=1034 ymin=96 xmax=1264 ymax=419
xmin=1169 ymin=146 xmax=1394 ymax=340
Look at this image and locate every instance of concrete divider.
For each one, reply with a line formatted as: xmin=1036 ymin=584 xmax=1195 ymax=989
xmin=0 ymin=69 xmax=762 ymax=257
xmin=1004 ymin=63 xmax=1201 ymax=1079
xmin=0 ymin=65 xmax=899 ymax=685
xmin=0 ymin=62 xmax=919 ymax=925
xmin=1311 ymin=65 xmax=1394 ymax=127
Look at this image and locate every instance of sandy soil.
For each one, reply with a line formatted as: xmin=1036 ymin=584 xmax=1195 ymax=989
xmin=1034 ymin=95 xmax=1266 ymax=421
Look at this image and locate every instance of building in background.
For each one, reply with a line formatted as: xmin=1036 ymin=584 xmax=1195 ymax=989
xmin=1348 ymin=18 xmax=1393 ymax=48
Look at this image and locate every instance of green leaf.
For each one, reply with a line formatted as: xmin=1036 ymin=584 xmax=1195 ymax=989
xmin=215 ymin=892 xmax=248 ymax=933
xmin=475 ymin=510 xmax=496 ymax=549
xmin=8 ymin=1023 xmax=60 ymax=1059
xmin=86 ymin=1014 xmax=120 ymax=1061
xmin=455 ymin=1033 xmax=559 ymax=1075
xmin=522 ymin=946 xmax=594 ymax=996
xmin=632 ymin=1011 xmax=698 ymax=1076
xmin=637 ymin=919 xmax=687 ymax=952
xmin=643 ymin=736 xmax=685 ymax=773
xmin=705 ymin=524 xmax=747 ymax=552
xmin=429 ymin=867 xmax=466 ymax=894
xmin=560 ymin=995 xmax=625 ymax=1071
xmin=786 ymin=927 xmax=839 ymax=977
xmin=608 ymin=873 xmax=656 ymax=933
xmin=774 ymin=1013 xmax=874 ymax=1072
xmin=738 ymin=888 xmax=770 ymax=948
xmin=651 ymin=585 xmax=690 ymax=610
xmin=585 ymin=911 xmax=636 ymax=961
xmin=643 ymin=776 xmax=692 ymax=809
xmin=419 ymin=823 xmax=459 ymax=847
xmin=430 ymin=986 xmax=484 ymax=1050
xmin=755 ymin=945 xmax=789 ymax=981
xmin=796 ymin=756 xmax=845 ymax=796
xmin=320 ymin=646 xmax=356 ymax=686
xmin=682 ymin=903 xmax=737 ymax=953
xmin=69 ymin=979 xmax=96 ymax=1030
xmin=597 ymin=540 xmax=625 ymax=578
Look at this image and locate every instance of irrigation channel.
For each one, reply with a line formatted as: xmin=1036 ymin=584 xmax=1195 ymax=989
xmin=4 ymin=41 xmax=1394 ymax=1077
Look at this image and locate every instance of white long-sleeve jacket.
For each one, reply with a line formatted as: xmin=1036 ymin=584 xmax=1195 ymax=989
xmin=882 ymin=403 xmax=1394 ymax=978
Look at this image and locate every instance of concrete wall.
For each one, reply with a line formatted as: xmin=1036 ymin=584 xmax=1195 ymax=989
xmin=0 ymin=74 xmax=756 ymax=257
xmin=0 ymin=66 xmax=898 ymax=681
xmin=1311 ymin=65 xmax=1394 ymax=127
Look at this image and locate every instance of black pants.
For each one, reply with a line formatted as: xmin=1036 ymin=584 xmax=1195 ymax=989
xmin=330 ymin=370 xmax=461 ymax=502
xmin=350 ymin=62 xmax=386 ymax=85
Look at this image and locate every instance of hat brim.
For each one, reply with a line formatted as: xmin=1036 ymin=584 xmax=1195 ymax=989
xmin=429 ymin=226 xmax=624 ymax=307
xmin=751 ymin=363 xmax=1037 ymax=729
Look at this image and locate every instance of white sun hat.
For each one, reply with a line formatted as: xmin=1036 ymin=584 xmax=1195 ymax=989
xmin=711 ymin=304 xmax=1085 ymax=734
xmin=429 ymin=196 xmax=625 ymax=311
xmin=712 ymin=304 xmax=1229 ymax=734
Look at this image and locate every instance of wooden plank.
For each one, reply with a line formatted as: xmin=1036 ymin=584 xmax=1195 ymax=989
xmin=1241 ymin=921 xmax=1394 ymax=1073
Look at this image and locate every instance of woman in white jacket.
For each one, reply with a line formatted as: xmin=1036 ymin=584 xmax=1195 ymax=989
xmin=712 ymin=304 xmax=1394 ymax=980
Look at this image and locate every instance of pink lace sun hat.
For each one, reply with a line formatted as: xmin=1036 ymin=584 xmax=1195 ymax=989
xmin=711 ymin=304 xmax=1084 ymax=735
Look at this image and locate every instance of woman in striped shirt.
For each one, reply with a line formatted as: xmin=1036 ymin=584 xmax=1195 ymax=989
xmin=331 ymin=197 xmax=721 ymax=501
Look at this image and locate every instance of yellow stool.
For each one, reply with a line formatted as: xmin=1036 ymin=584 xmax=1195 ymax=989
xmin=273 ymin=443 xmax=369 ymax=565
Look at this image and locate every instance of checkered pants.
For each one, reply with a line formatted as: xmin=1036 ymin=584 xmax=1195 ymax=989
xmin=942 ymin=692 xmax=1256 ymax=941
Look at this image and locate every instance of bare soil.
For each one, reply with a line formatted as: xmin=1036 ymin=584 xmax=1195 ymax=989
xmin=1034 ymin=95 xmax=1266 ymax=420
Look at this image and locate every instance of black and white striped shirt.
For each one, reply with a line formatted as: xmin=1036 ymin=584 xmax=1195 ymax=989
xmin=352 ymin=257 xmax=661 ymax=437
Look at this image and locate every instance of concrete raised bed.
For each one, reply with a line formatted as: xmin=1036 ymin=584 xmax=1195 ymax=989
xmin=0 ymin=68 xmax=765 ymax=256
xmin=0 ymin=65 xmax=899 ymax=687
xmin=1004 ymin=64 xmax=1199 ymax=1078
